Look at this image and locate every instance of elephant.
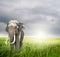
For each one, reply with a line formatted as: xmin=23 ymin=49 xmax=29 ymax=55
xmin=6 ymin=20 xmax=24 ymax=50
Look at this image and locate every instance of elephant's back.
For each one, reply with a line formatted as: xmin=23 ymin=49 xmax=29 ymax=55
xmin=9 ymin=20 xmax=19 ymax=24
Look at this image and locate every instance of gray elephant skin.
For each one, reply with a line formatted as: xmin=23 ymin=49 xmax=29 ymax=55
xmin=6 ymin=20 xmax=24 ymax=50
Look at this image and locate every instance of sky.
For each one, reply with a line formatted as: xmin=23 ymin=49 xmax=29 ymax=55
xmin=0 ymin=0 xmax=60 ymax=37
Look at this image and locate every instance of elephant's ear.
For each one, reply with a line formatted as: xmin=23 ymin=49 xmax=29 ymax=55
xmin=6 ymin=23 xmax=9 ymax=32
xmin=18 ymin=22 xmax=24 ymax=31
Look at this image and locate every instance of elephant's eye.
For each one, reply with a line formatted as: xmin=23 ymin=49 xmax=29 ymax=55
xmin=17 ymin=26 xmax=19 ymax=29
xmin=15 ymin=26 xmax=18 ymax=29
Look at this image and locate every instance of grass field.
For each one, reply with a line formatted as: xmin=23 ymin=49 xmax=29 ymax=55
xmin=0 ymin=37 xmax=60 ymax=57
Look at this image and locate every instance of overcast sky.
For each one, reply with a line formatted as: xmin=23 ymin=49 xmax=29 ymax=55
xmin=0 ymin=0 xmax=60 ymax=37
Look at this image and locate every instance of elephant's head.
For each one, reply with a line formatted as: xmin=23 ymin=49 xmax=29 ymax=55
xmin=6 ymin=20 xmax=24 ymax=45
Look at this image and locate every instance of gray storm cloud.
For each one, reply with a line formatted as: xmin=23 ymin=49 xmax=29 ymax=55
xmin=0 ymin=0 xmax=60 ymax=37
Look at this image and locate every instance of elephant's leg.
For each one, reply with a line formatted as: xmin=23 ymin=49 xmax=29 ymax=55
xmin=10 ymin=44 xmax=15 ymax=50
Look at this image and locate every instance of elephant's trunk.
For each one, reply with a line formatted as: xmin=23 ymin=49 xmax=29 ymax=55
xmin=10 ymin=33 xmax=16 ymax=45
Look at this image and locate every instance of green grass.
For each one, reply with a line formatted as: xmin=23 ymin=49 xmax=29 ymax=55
xmin=0 ymin=37 xmax=60 ymax=57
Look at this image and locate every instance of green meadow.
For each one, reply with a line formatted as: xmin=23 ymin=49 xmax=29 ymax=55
xmin=0 ymin=37 xmax=60 ymax=57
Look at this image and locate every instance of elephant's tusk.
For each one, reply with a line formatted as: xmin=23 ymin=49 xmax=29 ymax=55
xmin=10 ymin=34 xmax=16 ymax=45
xmin=5 ymin=37 xmax=8 ymax=45
xmin=5 ymin=39 xmax=8 ymax=45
